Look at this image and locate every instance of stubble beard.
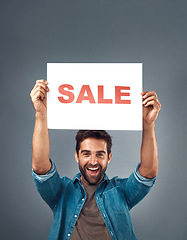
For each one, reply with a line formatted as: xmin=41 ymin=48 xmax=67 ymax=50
xmin=79 ymin=163 xmax=107 ymax=185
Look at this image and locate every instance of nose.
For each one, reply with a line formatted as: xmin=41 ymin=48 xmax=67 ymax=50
xmin=90 ymin=154 xmax=98 ymax=165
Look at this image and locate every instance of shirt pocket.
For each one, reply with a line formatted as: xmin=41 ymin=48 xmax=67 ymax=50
xmin=103 ymin=186 xmax=128 ymax=213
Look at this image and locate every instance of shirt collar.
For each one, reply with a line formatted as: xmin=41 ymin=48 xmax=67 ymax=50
xmin=73 ymin=172 xmax=109 ymax=184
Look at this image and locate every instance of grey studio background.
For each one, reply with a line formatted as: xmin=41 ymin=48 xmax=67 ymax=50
xmin=0 ymin=1 xmax=187 ymax=240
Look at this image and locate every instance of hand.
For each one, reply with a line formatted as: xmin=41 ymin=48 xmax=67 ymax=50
xmin=141 ymin=91 xmax=161 ymax=126
xmin=30 ymin=79 xmax=49 ymax=115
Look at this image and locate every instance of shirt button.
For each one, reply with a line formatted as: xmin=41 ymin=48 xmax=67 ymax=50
xmin=68 ymin=233 xmax=70 ymax=237
xmin=82 ymin=198 xmax=84 ymax=201
xmin=75 ymin=215 xmax=77 ymax=218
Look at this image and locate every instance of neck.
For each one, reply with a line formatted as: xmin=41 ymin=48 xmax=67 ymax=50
xmin=80 ymin=175 xmax=104 ymax=187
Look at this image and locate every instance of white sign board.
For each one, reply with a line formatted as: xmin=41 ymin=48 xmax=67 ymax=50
xmin=47 ymin=63 xmax=142 ymax=130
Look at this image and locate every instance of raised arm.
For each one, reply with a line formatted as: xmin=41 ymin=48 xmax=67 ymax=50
xmin=30 ymin=79 xmax=51 ymax=175
xmin=139 ymin=91 xmax=161 ymax=179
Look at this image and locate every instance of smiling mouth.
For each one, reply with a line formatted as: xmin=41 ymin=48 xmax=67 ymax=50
xmin=86 ymin=167 xmax=100 ymax=175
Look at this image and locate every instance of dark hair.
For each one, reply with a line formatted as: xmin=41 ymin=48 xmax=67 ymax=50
xmin=76 ymin=130 xmax=112 ymax=156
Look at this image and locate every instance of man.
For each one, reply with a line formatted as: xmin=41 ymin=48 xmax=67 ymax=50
xmin=30 ymin=79 xmax=161 ymax=240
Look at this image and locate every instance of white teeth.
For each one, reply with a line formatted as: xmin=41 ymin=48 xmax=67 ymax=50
xmin=88 ymin=167 xmax=99 ymax=171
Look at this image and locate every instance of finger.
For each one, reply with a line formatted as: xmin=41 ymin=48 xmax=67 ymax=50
xmin=33 ymin=90 xmax=46 ymax=101
xmin=142 ymin=95 xmax=158 ymax=106
xmin=144 ymin=100 xmax=160 ymax=111
xmin=142 ymin=91 xmax=157 ymax=99
xmin=31 ymin=86 xmax=48 ymax=103
xmin=33 ymin=82 xmax=49 ymax=93
xmin=36 ymin=79 xmax=48 ymax=84
xmin=141 ymin=91 xmax=147 ymax=96
xmin=32 ymin=86 xmax=48 ymax=97
xmin=34 ymin=81 xmax=49 ymax=89
xmin=33 ymin=80 xmax=48 ymax=91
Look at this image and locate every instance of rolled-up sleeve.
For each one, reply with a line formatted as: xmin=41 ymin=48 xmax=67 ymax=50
xmin=32 ymin=159 xmax=57 ymax=182
xmin=133 ymin=163 xmax=157 ymax=187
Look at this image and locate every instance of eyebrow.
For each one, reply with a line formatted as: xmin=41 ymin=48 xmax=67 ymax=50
xmin=80 ymin=150 xmax=90 ymax=154
xmin=80 ymin=150 xmax=106 ymax=155
xmin=96 ymin=151 xmax=106 ymax=155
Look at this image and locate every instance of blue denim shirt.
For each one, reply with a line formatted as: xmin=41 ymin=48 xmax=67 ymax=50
xmin=32 ymin=160 xmax=156 ymax=240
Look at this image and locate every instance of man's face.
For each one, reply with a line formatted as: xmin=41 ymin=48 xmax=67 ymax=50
xmin=75 ymin=138 xmax=112 ymax=186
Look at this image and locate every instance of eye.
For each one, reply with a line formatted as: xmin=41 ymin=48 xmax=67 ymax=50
xmin=82 ymin=152 xmax=90 ymax=157
xmin=96 ymin=153 xmax=105 ymax=158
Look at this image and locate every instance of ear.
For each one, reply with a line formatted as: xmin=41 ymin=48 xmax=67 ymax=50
xmin=75 ymin=151 xmax=79 ymax=163
xmin=108 ymin=152 xmax=112 ymax=164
